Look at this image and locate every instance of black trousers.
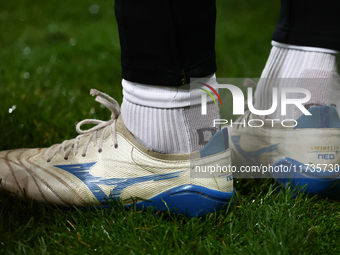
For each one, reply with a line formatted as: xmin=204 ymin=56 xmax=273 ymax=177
xmin=115 ymin=0 xmax=340 ymax=87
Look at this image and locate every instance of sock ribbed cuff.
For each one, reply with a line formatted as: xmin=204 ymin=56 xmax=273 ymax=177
xmin=122 ymin=74 xmax=217 ymax=108
xmin=272 ymin=41 xmax=338 ymax=54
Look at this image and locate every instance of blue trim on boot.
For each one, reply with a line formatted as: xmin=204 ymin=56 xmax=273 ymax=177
xmin=271 ymin=157 xmax=340 ymax=198
xmin=132 ymin=185 xmax=235 ymax=217
xmin=200 ymin=128 xmax=229 ymax=158
xmin=295 ymin=106 xmax=340 ymax=129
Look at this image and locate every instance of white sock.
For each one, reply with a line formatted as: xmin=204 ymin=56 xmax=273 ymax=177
xmin=120 ymin=75 xmax=220 ymax=154
xmin=255 ymin=41 xmax=339 ymax=120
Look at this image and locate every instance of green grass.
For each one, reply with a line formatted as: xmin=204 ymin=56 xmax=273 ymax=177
xmin=1 ymin=0 xmax=340 ymax=254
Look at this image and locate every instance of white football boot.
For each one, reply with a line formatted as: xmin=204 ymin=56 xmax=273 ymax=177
xmin=0 ymin=89 xmax=234 ymax=217
xmin=229 ymin=78 xmax=340 ymax=198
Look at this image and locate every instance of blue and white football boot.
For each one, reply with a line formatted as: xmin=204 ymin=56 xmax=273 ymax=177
xmin=229 ymin=96 xmax=340 ymax=198
xmin=0 ymin=89 xmax=234 ymax=217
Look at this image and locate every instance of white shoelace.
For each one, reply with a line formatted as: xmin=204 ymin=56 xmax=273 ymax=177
xmin=45 ymin=89 xmax=120 ymax=162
